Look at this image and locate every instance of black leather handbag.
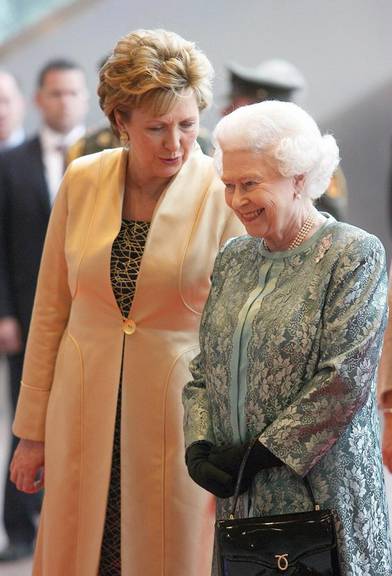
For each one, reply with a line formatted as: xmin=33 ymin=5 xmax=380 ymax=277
xmin=215 ymin=439 xmax=342 ymax=575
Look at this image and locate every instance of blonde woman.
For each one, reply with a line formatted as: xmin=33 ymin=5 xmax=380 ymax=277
xmin=9 ymin=29 xmax=243 ymax=575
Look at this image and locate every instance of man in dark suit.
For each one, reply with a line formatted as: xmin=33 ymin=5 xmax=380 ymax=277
xmin=0 ymin=58 xmax=88 ymax=562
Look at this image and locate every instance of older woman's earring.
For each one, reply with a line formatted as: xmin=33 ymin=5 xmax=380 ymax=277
xmin=294 ymin=190 xmax=302 ymax=200
xmin=120 ymin=131 xmax=129 ymax=146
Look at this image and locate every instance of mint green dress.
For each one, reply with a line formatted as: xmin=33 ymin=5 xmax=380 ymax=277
xmin=183 ymin=214 xmax=392 ymax=575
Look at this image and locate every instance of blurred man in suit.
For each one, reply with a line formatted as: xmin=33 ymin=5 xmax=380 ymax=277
xmin=0 ymin=58 xmax=88 ymax=562
xmin=0 ymin=70 xmax=25 ymax=150
xmin=67 ymin=54 xmax=118 ymax=162
xmin=221 ymin=58 xmax=348 ymax=220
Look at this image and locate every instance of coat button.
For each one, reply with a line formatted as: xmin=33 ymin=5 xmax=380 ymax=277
xmin=123 ymin=319 xmax=136 ymax=335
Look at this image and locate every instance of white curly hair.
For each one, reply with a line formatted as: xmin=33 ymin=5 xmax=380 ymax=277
xmin=213 ymin=100 xmax=340 ymax=200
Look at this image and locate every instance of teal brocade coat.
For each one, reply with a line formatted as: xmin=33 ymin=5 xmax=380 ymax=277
xmin=183 ymin=215 xmax=392 ymax=575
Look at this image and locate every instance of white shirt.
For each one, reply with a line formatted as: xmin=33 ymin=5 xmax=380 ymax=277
xmin=40 ymin=124 xmax=85 ymax=205
xmin=0 ymin=127 xmax=25 ymax=151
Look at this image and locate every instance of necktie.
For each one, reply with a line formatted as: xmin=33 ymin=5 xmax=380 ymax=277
xmin=56 ymin=143 xmax=68 ymax=174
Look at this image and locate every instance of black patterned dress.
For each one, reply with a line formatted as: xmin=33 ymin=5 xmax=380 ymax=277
xmin=99 ymin=219 xmax=150 ymax=575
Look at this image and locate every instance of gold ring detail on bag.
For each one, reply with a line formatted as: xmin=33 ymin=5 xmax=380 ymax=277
xmin=275 ymin=553 xmax=289 ymax=571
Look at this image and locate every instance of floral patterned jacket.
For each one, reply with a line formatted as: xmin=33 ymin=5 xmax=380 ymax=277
xmin=183 ymin=215 xmax=392 ymax=575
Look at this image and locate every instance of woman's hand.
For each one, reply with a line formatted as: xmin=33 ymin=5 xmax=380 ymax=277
xmin=0 ymin=317 xmax=22 ymax=354
xmin=10 ymin=439 xmax=45 ymax=494
xmin=209 ymin=440 xmax=283 ymax=492
xmin=382 ymin=414 xmax=392 ymax=473
xmin=185 ymin=441 xmax=235 ymax=498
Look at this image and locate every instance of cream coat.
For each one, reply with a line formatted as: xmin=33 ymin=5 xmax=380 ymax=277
xmin=13 ymin=146 xmax=244 ymax=576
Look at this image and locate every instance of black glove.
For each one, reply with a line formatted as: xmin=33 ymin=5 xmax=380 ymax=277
xmin=185 ymin=441 xmax=236 ymax=498
xmin=209 ymin=439 xmax=283 ymax=492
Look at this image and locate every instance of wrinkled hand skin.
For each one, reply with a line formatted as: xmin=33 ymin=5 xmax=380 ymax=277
xmin=10 ymin=438 xmax=45 ymax=494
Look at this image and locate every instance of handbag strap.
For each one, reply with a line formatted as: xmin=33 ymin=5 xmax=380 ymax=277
xmin=229 ymin=436 xmax=320 ymax=519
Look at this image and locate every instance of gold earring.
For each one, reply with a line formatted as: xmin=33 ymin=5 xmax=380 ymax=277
xmin=119 ymin=131 xmax=129 ymax=146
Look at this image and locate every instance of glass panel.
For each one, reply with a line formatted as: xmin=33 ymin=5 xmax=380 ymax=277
xmin=0 ymin=0 xmax=77 ymax=44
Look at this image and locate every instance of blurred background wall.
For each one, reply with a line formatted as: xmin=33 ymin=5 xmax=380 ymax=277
xmin=1 ymin=0 xmax=392 ymax=256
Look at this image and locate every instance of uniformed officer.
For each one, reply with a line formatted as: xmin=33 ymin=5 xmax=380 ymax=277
xmin=67 ymin=122 xmax=119 ymax=163
xmin=222 ymin=58 xmax=306 ymax=114
xmin=67 ymin=54 xmax=119 ymax=163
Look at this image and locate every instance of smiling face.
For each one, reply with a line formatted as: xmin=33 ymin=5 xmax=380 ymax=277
xmin=222 ymin=149 xmax=304 ymax=243
xmin=115 ymin=91 xmax=200 ymax=183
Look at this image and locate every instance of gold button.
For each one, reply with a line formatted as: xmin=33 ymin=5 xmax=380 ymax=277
xmin=123 ymin=319 xmax=136 ymax=335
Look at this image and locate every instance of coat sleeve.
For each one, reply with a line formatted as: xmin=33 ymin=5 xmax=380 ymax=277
xmin=182 ymin=350 xmax=215 ymax=448
xmin=182 ymin=247 xmax=229 ymax=448
xmin=377 ymin=262 xmax=392 ymax=406
xmin=258 ymin=235 xmax=387 ymax=476
xmin=13 ymin=168 xmax=72 ymax=442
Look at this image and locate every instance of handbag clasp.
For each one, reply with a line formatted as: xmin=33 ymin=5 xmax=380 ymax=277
xmin=275 ymin=553 xmax=289 ymax=571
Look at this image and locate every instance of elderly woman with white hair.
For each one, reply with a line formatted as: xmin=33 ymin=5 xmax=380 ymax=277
xmin=183 ymin=101 xmax=392 ymax=574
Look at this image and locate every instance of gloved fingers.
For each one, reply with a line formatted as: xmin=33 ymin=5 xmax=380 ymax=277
xmin=209 ymin=444 xmax=247 ymax=476
xmin=203 ymin=461 xmax=233 ymax=486
xmin=185 ymin=441 xmax=213 ymax=464
xmin=191 ymin=461 xmax=235 ymax=498
xmin=202 ymin=462 xmax=236 ymax=498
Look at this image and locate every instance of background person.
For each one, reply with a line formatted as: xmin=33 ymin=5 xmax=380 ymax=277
xmin=0 ymin=67 xmax=26 ymax=564
xmin=222 ymin=57 xmax=306 ymax=113
xmin=183 ymin=100 xmax=391 ymax=575
xmin=9 ymin=29 xmax=244 ymax=575
xmin=67 ymin=55 xmax=119 ymax=161
xmin=0 ymin=58 xmax=88 ymax=563
xmin=0 ymin=70 xmax=25 ymax=151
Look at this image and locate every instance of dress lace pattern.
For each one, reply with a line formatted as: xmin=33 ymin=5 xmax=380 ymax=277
xmin=99 ymin=219 xmax=150 ymax=575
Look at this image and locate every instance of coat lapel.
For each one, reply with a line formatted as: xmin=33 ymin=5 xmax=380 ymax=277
xmin=91 ymin=145 xmax=212 ymax=319
xmin=131 ymin=144 xmax=212 ymax=317
xmin=92 ymin=148 xmax=128 ymax=315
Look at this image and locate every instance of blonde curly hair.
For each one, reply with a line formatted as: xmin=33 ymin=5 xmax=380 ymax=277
xmin=98 ymin=29 xmax=214 ymax=136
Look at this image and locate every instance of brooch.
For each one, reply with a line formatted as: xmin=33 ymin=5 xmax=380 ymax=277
xmin=315 ymin=234 xmax=332 ymax=263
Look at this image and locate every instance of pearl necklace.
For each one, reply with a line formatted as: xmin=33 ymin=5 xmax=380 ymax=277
xmin=287 ymin=214 xmax=316 ymax=250
xmin=264 ymin=214 xmax=316 ymax=252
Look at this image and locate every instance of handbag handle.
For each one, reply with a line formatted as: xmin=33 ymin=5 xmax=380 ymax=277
xmin=229 ymin=436 xmax=320 ymax=519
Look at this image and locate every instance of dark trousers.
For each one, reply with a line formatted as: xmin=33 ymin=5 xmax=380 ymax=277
xmin=3 ymin=352 xmax=42 ymax=545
